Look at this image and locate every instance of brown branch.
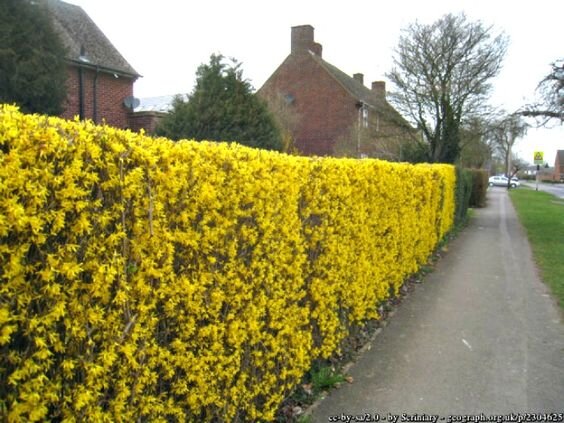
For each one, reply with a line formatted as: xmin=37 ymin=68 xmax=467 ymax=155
xmin=520 ymin=110 xmax=563 ymax=119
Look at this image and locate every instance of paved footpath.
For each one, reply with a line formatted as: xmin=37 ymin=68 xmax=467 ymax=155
xmin=311 ymin=189 xmax=564 ymax=422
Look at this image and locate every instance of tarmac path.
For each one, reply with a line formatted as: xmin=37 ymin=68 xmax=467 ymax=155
xmin=310 ymin=189 xmax=564 ymax=422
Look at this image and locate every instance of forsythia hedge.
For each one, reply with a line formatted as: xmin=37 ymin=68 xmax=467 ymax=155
xmin=0 ymin=105 xmax=455 ymax=421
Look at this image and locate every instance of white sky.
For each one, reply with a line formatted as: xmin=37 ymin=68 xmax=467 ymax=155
xmin=68 ymin=0 xmax=563 ymax=165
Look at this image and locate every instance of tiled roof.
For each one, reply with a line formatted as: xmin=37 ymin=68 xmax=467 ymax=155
xmin=135 ymin=95 xmax=188 ymax=113
xmin=310 ymin=53 xmax=408 ymax=124
xmin=45 ymin=0 xmax=140 ymax=77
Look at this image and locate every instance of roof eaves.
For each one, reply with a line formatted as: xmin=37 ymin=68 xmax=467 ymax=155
xmin=46 ymin=0 xmax=140 ymax=77
xmin=67 ymin=59 xmax=141 ymax=79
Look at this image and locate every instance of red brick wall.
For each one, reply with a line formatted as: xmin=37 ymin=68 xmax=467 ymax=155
xmin=129 ymin=111 xmax=166 ymax=134
xmin=62 ymin=65 xmax=134 ymax=129
xmin=259 ymin=54 xmax=357 ymax=156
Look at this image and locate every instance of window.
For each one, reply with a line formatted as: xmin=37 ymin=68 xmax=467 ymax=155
xmin=284 ymin=93 xmax=295 ymax=105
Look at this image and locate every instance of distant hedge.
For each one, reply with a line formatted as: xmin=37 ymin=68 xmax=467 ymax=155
xmin=468 ymin=169 xmax=489 ymax=208
xmin=0 ymin=105 xmax=455 ymax=422
xmin=455 ymin=167 xmax=473 ymax=225
xmin=454 ymin=168 xmax=488 ymax=224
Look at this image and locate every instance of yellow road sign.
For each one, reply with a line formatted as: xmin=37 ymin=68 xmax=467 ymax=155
xmin=534 ymin=151 xmax=544 ymax=164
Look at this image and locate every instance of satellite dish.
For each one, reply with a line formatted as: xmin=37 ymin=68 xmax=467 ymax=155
xmin=123 ymin=96 xmax=140 ymax=110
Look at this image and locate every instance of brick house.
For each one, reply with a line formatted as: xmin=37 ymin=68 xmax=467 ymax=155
xmin=555 ymin=150 xmax=564 ymax=181
xmin=45 ymin=0 xmax=142 ymax=129
xmin=258 ymin=25 xmax=413 ymax=158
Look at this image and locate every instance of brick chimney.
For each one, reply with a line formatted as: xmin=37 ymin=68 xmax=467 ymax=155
xmin=372 ymin=81 xmax=386 ymax=98
xmin=353 ymin=73 xmax=364 ymax=85
xmin=291 ymin=25 xmax=322 ymax=57
xmin=311 ymin=42 xmax=322 ymax=57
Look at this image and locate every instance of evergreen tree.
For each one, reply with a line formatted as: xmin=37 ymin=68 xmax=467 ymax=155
xmin=0 ymin=0 xmax=68 ymax=115
xmin=157 ymin=54 xmax=282 ymax=151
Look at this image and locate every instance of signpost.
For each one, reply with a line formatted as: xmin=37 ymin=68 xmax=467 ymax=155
xmin=534 ymin=151 xmax=544 ymax=191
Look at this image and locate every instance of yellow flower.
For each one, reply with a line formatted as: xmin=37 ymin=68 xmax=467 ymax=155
xmin=0 ymin=104 xmax=455 ymax=422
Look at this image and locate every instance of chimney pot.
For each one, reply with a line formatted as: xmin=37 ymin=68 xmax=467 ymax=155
xmin=353 ymin=73 xmax=364 ymax=85
xmin=372 ymin=81 xmax=386 ymax=98
xmin=311 ymin=42 xmax=322 ymax=57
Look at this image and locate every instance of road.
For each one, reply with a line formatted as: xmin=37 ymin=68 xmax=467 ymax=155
xmin=521 ymin=181 xmax=564 ymax=199
xmin=309 ymin=189 xmax=564 ymax=421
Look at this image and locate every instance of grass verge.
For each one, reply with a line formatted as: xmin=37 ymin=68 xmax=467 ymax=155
xmin=509 ymin=188 xmax=564 ymax=310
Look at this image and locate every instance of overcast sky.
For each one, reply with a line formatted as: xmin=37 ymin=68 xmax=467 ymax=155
xmin=68 ymin=0 xmax=563 ymax=165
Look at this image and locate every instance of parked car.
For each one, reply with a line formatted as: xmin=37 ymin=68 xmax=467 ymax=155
xmin=488 ymin=175 xmax=520 ymax=188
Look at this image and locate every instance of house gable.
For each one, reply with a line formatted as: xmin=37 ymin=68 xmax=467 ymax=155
xmin=259 ymin=25 xmax=412 ymax=157
xmin=44 ymin=0 xmax=140 ymax=129
xmin=260 ymin=51 xmax=358 ymax=155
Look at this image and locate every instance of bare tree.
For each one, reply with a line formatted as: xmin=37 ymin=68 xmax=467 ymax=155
xmin=486 ymin=113 xmax=528 ymax=188
xmin=458 ymin=117 xmax=494 ymax=169
xmin=521 ymin=59 xmax=564 ymax=124
xmin=387 ymin=13 xmax=508 ymax=163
